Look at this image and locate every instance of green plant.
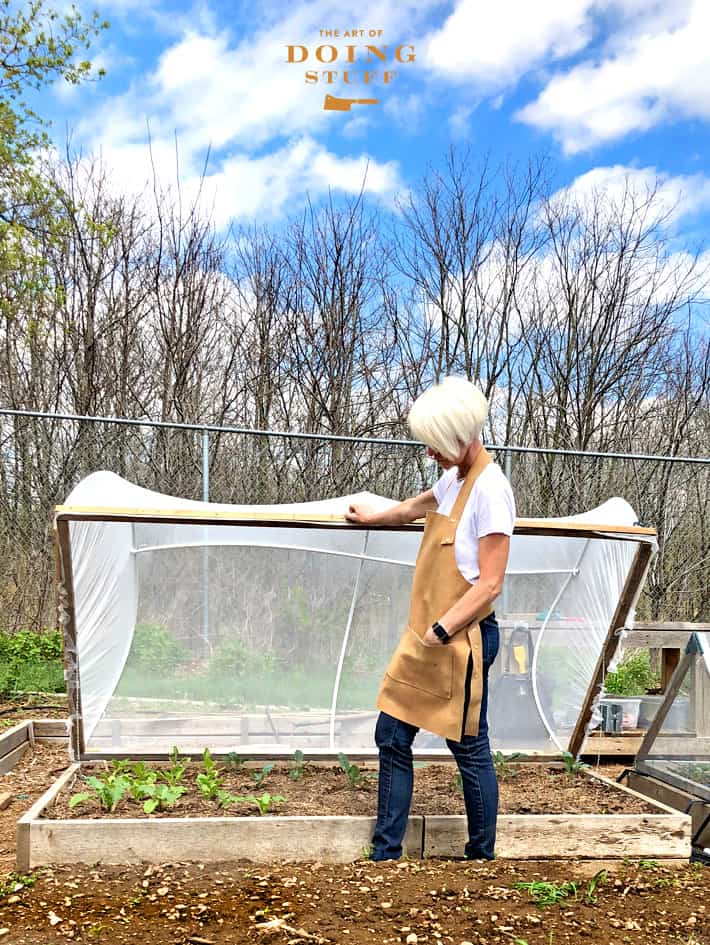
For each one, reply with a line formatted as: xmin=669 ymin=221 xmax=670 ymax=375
xmin=338 ymin=753 xmax=373 ymax=789
xmin=604 ymin=650 xmax=659 ymax=696
xmin=454 ymin=770 xmax=463 ymax=794
xmin=492 ymin=751 xmax=526 ymax=778
xmin=70 ymin=773 xmax=131 ymax=812
xmin=561 ymin=751 xmax=589 ymax=777
xmin=585 ymin=869 xmax=607 ymax=904
xmin=142 ymin=783 xmax=186 ymax=814
xmin=252 ymin=763 xmax=274 ymax=789
xmin=0 ymin=871 xmax=38 ymax=899
xmin=225 ymin=752 xmax=244 ymax=771
xmin=216 ymin=788 xmax=243 ymax=809
xmin=289 ymin=750 xmax=305 ymax=781
xmin=196 ymin=748 xmax=223 ymax=800
xmin=208 ymin=637 xmax=277 ymax=678
xmin=0 ymin=629 xmax=65 ymax=696
xmin=243 ymin=793 xmax=285 ymax=815
xmin=127 ymin=623 xmax=189 ymax=674
xmin=159 ymin=746 xmax=189 ymax=787
xmin=638 ymin=858 xmax=659 ymax=870
xmin=514 ymin=880 xmax=578 ymax=907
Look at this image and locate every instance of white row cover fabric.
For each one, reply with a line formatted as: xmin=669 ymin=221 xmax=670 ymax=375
xmin=57 ymin=471 xmax=656 ymax=758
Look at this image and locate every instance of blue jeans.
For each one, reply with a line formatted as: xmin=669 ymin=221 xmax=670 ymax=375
xmin=371 ymin=614 xmax=500 ymax=861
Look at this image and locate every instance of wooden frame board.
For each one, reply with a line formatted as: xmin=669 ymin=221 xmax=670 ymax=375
xmin=17 ymin=764 xmax=690 ymax=870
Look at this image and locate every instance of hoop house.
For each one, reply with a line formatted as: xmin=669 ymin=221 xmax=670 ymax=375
xmin=54 ymin=471 xmax=656 ymax=760
xmin=635 ymin=632 xmax=710 ymax=803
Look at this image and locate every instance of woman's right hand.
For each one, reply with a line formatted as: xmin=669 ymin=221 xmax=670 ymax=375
xmin=345 ymin=503 xmax=378 ymax=525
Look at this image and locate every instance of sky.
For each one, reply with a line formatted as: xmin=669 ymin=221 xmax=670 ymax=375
xmin=34 ymin=0 xmax=710 ymax=252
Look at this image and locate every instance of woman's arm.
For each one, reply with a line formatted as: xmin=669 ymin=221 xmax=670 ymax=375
xmin=345 ymin=489 xmax=437 ymax=526
xmin=423 ymin=532 xmax=510 ymax=644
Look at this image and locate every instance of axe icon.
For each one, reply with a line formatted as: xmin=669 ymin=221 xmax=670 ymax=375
xmin=324 ymin=94 xmax=379 ymax=111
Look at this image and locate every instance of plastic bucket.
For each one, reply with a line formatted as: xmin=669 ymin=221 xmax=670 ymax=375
xmin=612 ymin=697 xmax=642 ymax=730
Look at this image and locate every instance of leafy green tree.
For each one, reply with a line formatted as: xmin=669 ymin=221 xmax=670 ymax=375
xmin=1 ymin=0 xmax=109 ymax=318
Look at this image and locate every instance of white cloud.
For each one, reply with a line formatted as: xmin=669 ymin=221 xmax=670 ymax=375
xmin=518 ymin=0 xmax=710 ymax=152
xmin=422 ymin=0 xmax=596 ymax=87
xmin=92 ymin=134 xmax=400 ymax=225
xmin=551 ymin=165 xmax=710 ymax=227
xmin=70 ymin=0 xmax=436 ymax=219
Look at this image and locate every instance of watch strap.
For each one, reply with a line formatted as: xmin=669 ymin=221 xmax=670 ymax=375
xmin=431 ymin=621 xmax=451 ymax=643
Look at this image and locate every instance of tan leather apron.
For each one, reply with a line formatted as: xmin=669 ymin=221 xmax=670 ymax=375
xmin=376 ymin=446 xmax=494 ymax=741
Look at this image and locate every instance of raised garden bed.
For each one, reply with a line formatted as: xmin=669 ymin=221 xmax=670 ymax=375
xmin=17 ymin=755 xmax=691 ymax=869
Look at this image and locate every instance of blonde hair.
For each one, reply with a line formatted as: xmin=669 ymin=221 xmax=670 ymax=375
xmin=408 ymin=376 xmax=488 ymax=461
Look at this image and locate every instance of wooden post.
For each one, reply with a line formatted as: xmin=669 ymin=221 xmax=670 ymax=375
xmin=55 ymin=518 xmax=85 ymax=760
xmin=568 ymin=541 xmax=654 ymax=758
xmin=661 ymin=648 xmax=681 ymax=691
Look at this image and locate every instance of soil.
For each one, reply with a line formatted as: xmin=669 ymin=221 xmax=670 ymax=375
xmin=0 ymin=857 xmax=707 ymax=945
xmin=0 ymin=744 xmax=707 ymax=944
xmin=0 ymin=697 xmax=68 ymax=732
xmin=43 ymin=760 xmax=660 ymax=820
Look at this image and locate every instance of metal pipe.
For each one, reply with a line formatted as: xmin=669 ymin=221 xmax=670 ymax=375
xmin=1 ymin=407 xmax=707 ymax=464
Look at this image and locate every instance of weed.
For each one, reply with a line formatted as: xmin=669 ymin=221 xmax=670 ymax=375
xmin=492 ymin=751 xmax=526 ymax=778
xmin=514 ymin=879 xmax=578 ymax=907
xmin=289 ymin=750 xmax=305 ymax=781
xmin=361 ymin=843 xmax=374 ymax=860
xmin=0 ymin=871 xmax=38 ymax=898
xmin=243 ymin=793 xmax=285 ymax=815
xmin=561 ymin=751 xmax=589 ymax=777
xmin=252 ymin=763 xmax=274 ymax=789
xmin=454 ymin=770 xmax=463 ymax=794
xmin=585 ymin=869 xmax=607 ymax=903
xmin=70 ymin=773 xmax=131 ymax=812
xmin=638 ymin=858 xmax=659 ymax=870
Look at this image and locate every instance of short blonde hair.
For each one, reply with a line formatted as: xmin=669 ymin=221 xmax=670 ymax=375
xmin=408 ymin=376 xmax=488 ymax=461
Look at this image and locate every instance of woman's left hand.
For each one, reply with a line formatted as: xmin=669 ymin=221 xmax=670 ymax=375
xmin=422 ymin=625 xmax=446 ymax=645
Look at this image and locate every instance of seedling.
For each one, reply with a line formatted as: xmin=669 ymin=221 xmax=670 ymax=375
xmin=225 ymin=752 xmax=245 ymax=771
xmin=142 ymin=783 xmax=186 ymax=814
xmin=160 ymin=749 xmax=188 ymax=787
xmin=216 ymin=788 xmax=243 ymax=809
xmin=70 ymin=773 xmax=131 ymax=812
xmin=243 ymin=793 xmax=285 ymax=815
xmin=289 ymin=750 xmax=305 ymax=781
xmin=514 ymin=879 xmax=578 ymax=907
xmin=454 ymin=770 xmax=463 ymax=794
xmin=585 ymin=869 xmax=607 ymax=904
xmin=338 ymin=752 xmax=373 ymax=789
xmin=638 ymin=858 xmax=659 ymax=870
xmin=252 ymin=763 xmax=274 ymax=789
xmin=128 ymin=771 xmax=158 ymax=802
xmin=196 ymin=747 xmax=223 ymax=800
xmin=492 ymin=750 xmax=526 ymax=778
xmin=561 ymin=751 xmax=589 ymax=777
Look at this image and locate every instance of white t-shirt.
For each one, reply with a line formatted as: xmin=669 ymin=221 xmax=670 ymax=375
xmin=432 ymin=463 xmax=516 ymax=584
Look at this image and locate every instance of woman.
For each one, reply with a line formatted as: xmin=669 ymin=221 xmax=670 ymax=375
xmin=346 ymin=376 xmax=515 ymax=861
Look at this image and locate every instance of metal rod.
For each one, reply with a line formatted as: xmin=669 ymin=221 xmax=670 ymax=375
xmin=2 ymin=407 xmax=708 ymax=464
xmin=129 ymin=540 xmax=578 ymax=577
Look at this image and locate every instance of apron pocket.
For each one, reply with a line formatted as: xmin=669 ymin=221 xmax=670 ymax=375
xmin=386 ymin=626 xmax=454 ymax=700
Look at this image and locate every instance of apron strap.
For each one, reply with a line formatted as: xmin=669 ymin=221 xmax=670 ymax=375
xmin=449 ymin=445 xmax=493 ymax=523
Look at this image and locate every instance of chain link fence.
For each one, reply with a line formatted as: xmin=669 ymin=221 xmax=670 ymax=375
xmin=1 ymin=408 xmax=708 ymax=631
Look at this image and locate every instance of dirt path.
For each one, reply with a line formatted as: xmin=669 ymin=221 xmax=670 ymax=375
xmin=0 ymin=857 xmax=706 ymax=944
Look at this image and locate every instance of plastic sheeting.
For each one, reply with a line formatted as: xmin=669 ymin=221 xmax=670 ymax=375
xmin=55 ymin=471 xmax=656 ymax=758
xmin=637 ymin=632 xmax=710 ymax=802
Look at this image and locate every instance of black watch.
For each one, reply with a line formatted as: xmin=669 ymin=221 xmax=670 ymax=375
xmin=431 ymin=621 xmax=451 ymax=644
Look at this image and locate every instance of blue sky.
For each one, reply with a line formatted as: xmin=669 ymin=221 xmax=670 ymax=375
xmin=36 ymin=0 xmax=710 ymax=250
